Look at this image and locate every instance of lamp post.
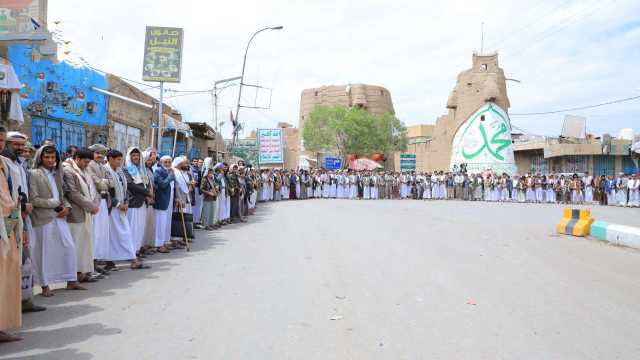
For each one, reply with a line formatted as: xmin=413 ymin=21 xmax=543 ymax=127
xmin=232 ymin=26 xmax=283 ymax=149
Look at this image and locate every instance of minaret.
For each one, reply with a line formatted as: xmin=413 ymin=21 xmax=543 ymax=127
xmin=426 ymin=52 xmax=516 ymax=174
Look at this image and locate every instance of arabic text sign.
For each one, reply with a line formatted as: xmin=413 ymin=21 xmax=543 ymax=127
xmin=324 ymin=156 xmax=342 ymax=170
xmin=449 ymin=102 xmax=517 ymax=175
xmin=142 ymin=26 xmax=183 ymax=83
xmin=258 ymin=128 xmax=284 ymax=164
xmin=400 ymin=153 xmax=416 ymax=171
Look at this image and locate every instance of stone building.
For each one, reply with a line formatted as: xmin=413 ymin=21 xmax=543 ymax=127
xmin=188 ymin=122 xmax=225 ymax=161
xmin=394 ymin=52 xmax=516 ymax=174
xmin=392 ymin=124 xmax=435 ymax=172
xmin=105 ymin=74 xmax=155 ymax=151
xmin=298 ymin=84 xmax=395 ymax=132
xmin=513 ymin=134 xmax=637 ymax=176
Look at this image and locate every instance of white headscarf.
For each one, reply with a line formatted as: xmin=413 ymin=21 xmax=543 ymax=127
xmin=172 ymin=156 xmax=189 ymax=194
xmin=160 ymin=155 xmax=172 ymax=167
xmin=125 ymin=147 xmax=149 ymax=185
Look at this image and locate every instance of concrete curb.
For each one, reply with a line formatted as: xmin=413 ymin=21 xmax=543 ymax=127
xmin=589 ymin=221 xmax=640 ymax=249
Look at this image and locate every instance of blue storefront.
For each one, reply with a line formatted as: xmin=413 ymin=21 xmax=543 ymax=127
xmin=8 ymin=44 xmax=107 ymax=149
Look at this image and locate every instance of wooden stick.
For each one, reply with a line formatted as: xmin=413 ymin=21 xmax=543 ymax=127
xmin=178 ymin=202 xmax=190 ymax=252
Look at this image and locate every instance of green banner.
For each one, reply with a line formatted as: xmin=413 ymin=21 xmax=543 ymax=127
xmin=142 ymin=26 xmax=184 ymax=83
xmin=400 ymin=153 xmax=416 ymax=171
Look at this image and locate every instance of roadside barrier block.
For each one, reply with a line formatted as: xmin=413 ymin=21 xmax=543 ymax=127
xmin=607 ymin=224 xmax=640 ymax=249
xmin=589 ymin=221 xmax=609 ymax=241
xmin=557 ymin=208 xmax=594 ymax=237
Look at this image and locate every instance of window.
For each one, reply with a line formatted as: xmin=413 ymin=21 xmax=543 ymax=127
xmin=112 ymin=122 xmax=141 ymax=152
xmin=564 ymin=155 xmax=587 ymax=173
xmin=530 ymin=155 xmax=549 ymax=174
xmin=31 ymin=117 xmax=86 ymax=150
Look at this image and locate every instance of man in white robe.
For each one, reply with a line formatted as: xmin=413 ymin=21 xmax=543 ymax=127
xmin=3 ymin=132 xmax=46 ymax=313
xmin=142 ymin=149 xmax=158 ymax=250
xmin=628 ymin=174 xmax=639 ymax=207
xmin=214 ymin=163 xmax=229 ymax=225
xmin=583 ymin=172 xmax=594 ymax=203
xmin=87 ymin=144 xmax=111 ymax=273
xmin=28 ymin=145 xmax=84 ymax=297
xmin=0 ymin=127 xmax=26 ymax=342
xmin=123 ymin=147 xmax=151 ymax=257
xmin=171 ymin=156 xmax=195 ymax=243
xmin=63 ymin=149 xmax=99 ymax=283
xmin=153 ymin=155 xmax=175 ymax=252
xmin=104 ymin=150 xmax=147 ymax=270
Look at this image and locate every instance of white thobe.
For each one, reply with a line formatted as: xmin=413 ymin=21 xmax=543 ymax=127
xmin=93 ymin=198 xmax=110 ymax=259
xmin=154 ymin=182 xmax=174 ymax=247
xmin=31 ymin=170 xmax=77 ymax=286
xmin=127 ymin=207 xmax=146 ymax=251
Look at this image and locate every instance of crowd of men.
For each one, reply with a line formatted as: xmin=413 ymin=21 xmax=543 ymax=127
xmin=2 ymin=128 xmax=639 ymax=342
xmin=0 ymin=128 xmax=261 ymax=342
xmin=253 ymin=169 xmax=640 ymax=207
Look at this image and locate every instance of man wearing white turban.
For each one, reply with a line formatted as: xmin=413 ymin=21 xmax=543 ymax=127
xmin=170 ymin=156 xmax=194 ymax=244
xmin=153 ymin=155 xmax=175 ymax=252
xmin=87 ymin=144 xmax=111 ymax=273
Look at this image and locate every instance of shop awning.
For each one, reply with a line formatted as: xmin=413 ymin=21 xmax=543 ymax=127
xmin=164 ymin=115 xmax=192 ymax=137
xmin=92 ymin=86 xmax=153 ymax=109
xmin=0 ymin=59 xmax=24 ymax=124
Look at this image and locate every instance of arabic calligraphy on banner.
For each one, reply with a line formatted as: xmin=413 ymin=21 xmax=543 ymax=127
xmin=257 ymin=128 xmax=284 ymax=164
xmin=449 ymin=102 xmax=517 ymax=175
xmin=142 ymin=26 xmax=183 ymax=83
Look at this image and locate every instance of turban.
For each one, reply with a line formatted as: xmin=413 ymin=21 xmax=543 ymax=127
xmin=6 ymin=131 xmax=27 ymax=141
xmin=88 ymin=144 xmax=109 ymax=154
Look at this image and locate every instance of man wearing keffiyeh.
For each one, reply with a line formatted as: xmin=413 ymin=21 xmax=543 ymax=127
xmin=123 ymin=147 xmax=151 ymax=258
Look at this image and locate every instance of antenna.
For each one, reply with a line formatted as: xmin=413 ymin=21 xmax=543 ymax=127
xmin=480 ymin=22 xmax=484 ymax=55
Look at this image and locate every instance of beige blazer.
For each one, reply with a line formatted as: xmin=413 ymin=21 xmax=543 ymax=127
xmin=28 ymin=167 xmax=70 ymax=227
xmin=63 ymin=167 xmax=98 ymax=223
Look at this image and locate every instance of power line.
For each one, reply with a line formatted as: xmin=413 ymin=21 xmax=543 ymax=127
xmin=506 ymin=0 xmax=614 ymax=58
xmin=488 ymin=0 xmax=573 ymax=50
xmin=510 ymin=94 xmax=640 ymax=116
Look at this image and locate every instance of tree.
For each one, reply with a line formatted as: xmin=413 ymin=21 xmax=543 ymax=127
xmin=302 ymin=105 xmax=407 ymax=162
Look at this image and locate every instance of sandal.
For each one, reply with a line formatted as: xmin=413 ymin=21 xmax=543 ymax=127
xmin=156 ymin=246 xmax=170 ymax=254
xmin=131 ymin=261 xmax=151 ymax=270
xmin=0 ymin=332 xmax=22 ymax=343
xmin=67 ymin=283 xmax=87 ymax=290
xmin=41 ymin=287 xmax=54 ymax=297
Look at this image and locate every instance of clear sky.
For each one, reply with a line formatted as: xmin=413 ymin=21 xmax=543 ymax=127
xmin=49 ymin=0 xmax=640 ymax=138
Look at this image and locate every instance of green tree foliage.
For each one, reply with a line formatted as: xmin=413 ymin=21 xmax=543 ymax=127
xmin=302 ymin=105 xmax=407 ymax=159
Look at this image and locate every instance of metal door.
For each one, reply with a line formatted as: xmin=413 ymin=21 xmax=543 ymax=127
xmin=623 ymin=157 xmax=638 ymax=175
xmin=593 ymin=155 xmax=615 ymax=177
xmin=61 ymin=122 xmax=86 ymax=150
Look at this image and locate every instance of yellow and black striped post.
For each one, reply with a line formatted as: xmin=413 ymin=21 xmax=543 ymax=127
xmin=556 ymin=208 xmax=594 ymax=237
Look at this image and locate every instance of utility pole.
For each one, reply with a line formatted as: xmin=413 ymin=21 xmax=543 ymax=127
xmin=232 ymin=26 xmax=283 ymax=151
xmin=213 ymin=76 xmax=242 ymax=132
xmin=157 ymin=81 xmax=164 ymax=151
xmin=480 ymin=22 xmax=484 ymax=55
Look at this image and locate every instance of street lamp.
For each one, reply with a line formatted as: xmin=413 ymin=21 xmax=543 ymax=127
xmin=232 ymin=25 xmax=284 ymax=147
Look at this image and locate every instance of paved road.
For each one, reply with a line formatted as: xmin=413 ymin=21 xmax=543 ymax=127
xmin=1 ymin=200 xmax=639 ymax=359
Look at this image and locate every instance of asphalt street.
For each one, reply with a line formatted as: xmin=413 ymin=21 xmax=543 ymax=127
xmin=1 ymin=200 xmax=639 ymax=359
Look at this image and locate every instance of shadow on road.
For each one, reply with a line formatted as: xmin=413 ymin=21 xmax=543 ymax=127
xmin=0 ymin=348 xmax=93 ymax=360
xmin=0 ymin=205 xmax=275 ymax=358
